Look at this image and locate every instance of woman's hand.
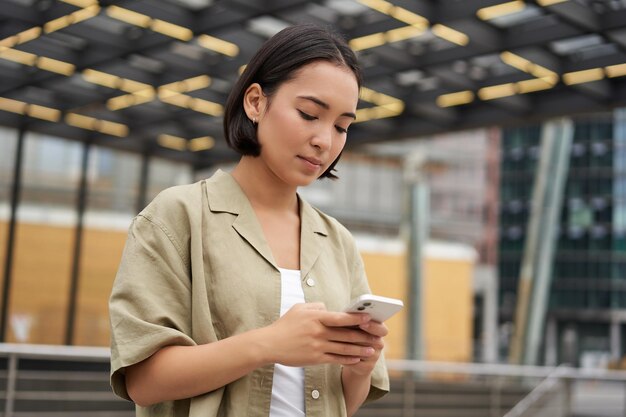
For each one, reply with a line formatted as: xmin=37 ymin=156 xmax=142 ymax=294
xmin=341 ymin=319 xmax=387 ymax=376
xmin=260 ymin=302 xmax=378 ymax=367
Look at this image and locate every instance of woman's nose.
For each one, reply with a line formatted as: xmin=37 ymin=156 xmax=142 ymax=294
xmin=310 ymin=126 xmax=332 ymax=150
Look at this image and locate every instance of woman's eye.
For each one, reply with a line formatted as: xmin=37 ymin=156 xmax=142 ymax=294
xmin=298 ymin=110 xmax=317 ymax=121
xmin=335 ymin=126 xmax=348 ymax=134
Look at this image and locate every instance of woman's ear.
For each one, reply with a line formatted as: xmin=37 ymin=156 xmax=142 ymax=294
xmin=243 ymin=83 xmax=265 ymax=122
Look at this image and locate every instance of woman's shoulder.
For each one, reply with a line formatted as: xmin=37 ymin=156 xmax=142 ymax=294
xmin=141 ymin=181 xmax=204 ymax=219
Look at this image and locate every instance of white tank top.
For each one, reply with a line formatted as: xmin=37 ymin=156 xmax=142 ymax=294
xmin=269 ymin=268 xmax=306 ymax=417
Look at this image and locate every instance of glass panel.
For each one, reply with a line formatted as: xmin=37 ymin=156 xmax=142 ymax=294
xmin=10 ymin=133 xmax=82 ymax=344
xmin=146 ymin=156 xmax=193 ymax=204
xmin=75 ymin=147 xmax=141 ymax=346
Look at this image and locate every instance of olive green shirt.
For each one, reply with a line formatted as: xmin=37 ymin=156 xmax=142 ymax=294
xmin=109 ymin=169 xmax=389 ymax=417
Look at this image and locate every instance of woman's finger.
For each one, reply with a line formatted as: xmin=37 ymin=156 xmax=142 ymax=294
xmin=318 ymin=311 xmax=370 ymax=328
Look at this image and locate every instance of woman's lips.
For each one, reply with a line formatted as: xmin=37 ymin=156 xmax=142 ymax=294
xmin=298 ymin=155 xmax=323 ymax=171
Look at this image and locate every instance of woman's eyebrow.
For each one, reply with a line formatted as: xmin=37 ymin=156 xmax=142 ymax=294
xmin=297 ymin=95 xmax=356 ymax=119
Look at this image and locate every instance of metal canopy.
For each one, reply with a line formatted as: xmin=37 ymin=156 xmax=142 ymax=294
xmin=1 ymin=0 xmax=625 ymax=169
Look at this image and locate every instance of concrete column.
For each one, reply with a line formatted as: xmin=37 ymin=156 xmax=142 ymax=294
xmin=611 ymin=320 xmax=622 ymax=362
xmin=545 ymin=317 xmax=558 ymax=366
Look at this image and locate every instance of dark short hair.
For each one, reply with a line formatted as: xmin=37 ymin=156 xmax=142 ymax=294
xmin=223 ymin=24 xmax=362 ymax=179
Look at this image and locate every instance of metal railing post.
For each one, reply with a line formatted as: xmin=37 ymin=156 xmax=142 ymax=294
xmin=5 ymin=353 xmax=18 ymax=417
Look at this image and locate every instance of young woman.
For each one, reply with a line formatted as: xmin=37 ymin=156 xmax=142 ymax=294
xmin=109 ymin=24 xmax=389 ymax=417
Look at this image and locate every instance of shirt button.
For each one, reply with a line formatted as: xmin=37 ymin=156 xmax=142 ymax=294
xmin=306 ymin=278 xmax=315 ymax=287
xmin=311 ymin=389 xmax=320 ymax=399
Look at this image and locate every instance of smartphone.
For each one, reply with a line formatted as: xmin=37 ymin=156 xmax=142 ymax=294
xmin=343 ymin=294 xmax=404 ymax=323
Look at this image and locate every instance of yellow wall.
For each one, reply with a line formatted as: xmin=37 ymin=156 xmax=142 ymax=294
xmin=9 ymin=223 xmax=74 ymax=344
xmin=423 ymin=257 xmax=474 ymax=362
xmin=0 ymin=221 xmax=126 ymax=345
xmin=74 ymin=228 xmax=126 ymax=346
xmin=362 ymin=248 xmax=474 ymax=362
xmin=0 ymin=221 xmax=474 ymax=364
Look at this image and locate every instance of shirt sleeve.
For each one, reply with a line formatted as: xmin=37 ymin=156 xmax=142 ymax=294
xmin=109 ymin=214 xmax=195 ymax=401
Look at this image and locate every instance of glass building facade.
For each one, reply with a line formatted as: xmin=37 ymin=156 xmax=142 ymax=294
xmin=0 ymin=128 xmax=193 ymax=345
xmin=499 ymin=109 xmax=626 ymax=365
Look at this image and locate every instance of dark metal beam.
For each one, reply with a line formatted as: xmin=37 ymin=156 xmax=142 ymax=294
xmin=136 ymin=150 xmax=150 ymax=215
xmin=65 ymin=140 xmax=91 ymax=346
xmin=539 ymin=0 xmax=600 ymax=32
xmin=0 ymin=125 xmax=26 ymax=342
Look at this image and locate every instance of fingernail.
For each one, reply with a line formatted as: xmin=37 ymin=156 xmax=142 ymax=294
xmin=362 ymin=315 xmax=371 ymax=323
xmin=359 ymin=323 xmax=370 ymax=330
xmin=365 ymin=347 xmax=375 ymax=355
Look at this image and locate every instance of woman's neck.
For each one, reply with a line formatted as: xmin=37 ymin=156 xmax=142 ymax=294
xmin=231 ymin=157 xmax=299 ymax=214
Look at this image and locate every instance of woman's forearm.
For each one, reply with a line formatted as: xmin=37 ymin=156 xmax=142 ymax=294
xmin=126 ymin=327 xmax=271 ymax=407
xmin=341 ymin=367 xmax=372 ymax=416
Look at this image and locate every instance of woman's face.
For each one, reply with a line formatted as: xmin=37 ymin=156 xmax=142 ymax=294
xmin=254 ymin=61 xmax=359 ymax=188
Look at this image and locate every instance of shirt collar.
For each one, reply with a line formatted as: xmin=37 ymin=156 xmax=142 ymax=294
xmin=204 ymin=169 xmax=328 ymax=274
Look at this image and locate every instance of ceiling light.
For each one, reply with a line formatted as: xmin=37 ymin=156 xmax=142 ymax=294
xmin=119 ymin=78 xmax=152 ymax=93
xmin=107 ymin=90 xmax=154 ymax=111
xmin=189 ymin=136 xmax=215 ymax=151
xmin=432 ymin=24 xmax=469 ymax=46
xmin=197 ymin=35 xmax=239 ymax=57
xmin=158 ymin=134 xmax=187 ymax=151
xmin=151 ymin=19 xmax=193 ymax=41
xmin=606 ymin=63 xmax=626 ymax=78
xmin=436 ymin=91 xmax=474 ymax=107
xmin=537 ymin=0 xmax=568 ymax=5
xmin=107 ymin=94 xmax=136 ymax=111
xmin=360 ymin=87 xmax=382 ymax=103
xmin=349 ymin=32 xmax=386 ymax=51
xmin=159 ymin=92 xmax=193 ymax=108
xmin=500 ymin=51 xmax=532 ymax=72
xmin=188 ymin=98 xmax=224 ymax=116
xmin=181 ymin=75 xmax=211 ymax=91
xmin=0 ymin=97 xmax=27 ymax=114
xmin=43 ymin=5 xmax=100 ymax=34
xmin=66 ymin=113 xmax=99 ymax=130
xmin=356 ymin=0 xmax=394 ymax=15
xmin=0 ymin=48 xmax=37 ymax=66
xmin=27 ymin=104 xmax=61 ymax=122
xmin=44 ymin=16 xmax=74 ymax=34
xmin=372 ymin=105 xmax=398 ymax=119
xmin=517 ymin=77 xmax=555 ymax=93
xmin=161 ymin=75 xmax=211 ymax=93
xmin=389 ymin=7 xmax=429 ymax=27
xmin=385 ymin=25 xmax=426 ymax=43
xmin=72 ymin=5 xmax=100 ymax=24
xmin=0 ymin=36 xmax=17 ymax=48
xmin=530 ymin=65 xmax=559 ymax=84
xmin=478 ymin=83 xmax=517 ymax=100
xmin=60 ymin=0 xmax=98 ymax=7
xmin=106 ymin=6 xmax=151 ymax=28
xmin=98 ymin=120 xmax=129 ymax=137
xmin=355 ymin=107 xmax=375 ymax=122
xmin=563 ymin=68 xmax=604 ymax=85
xmin=379 ymin=101 xmax=404 ymax=113
xmin=36 ymin=57 xmax=75 ymax=75
xmin=157 ymin=87 xmax=179 ymax=100
xmin=82 ymin=69 xmax=121 ymax=89
xmin=476 ymin=1 xmax=526 ymax=21
xmin=16 ymin=27 xmax=42 ymax=45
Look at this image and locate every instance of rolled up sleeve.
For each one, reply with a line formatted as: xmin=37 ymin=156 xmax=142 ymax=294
xmin=109 ymin=215 xmax=195 ymax=401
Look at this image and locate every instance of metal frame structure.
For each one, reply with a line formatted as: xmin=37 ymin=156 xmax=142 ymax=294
xmin=0 ymin=0 xmax=625 ymax=171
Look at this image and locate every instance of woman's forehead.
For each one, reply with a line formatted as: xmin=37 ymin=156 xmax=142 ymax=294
xmin=278 ymin=61 xmax=359 ymax=109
